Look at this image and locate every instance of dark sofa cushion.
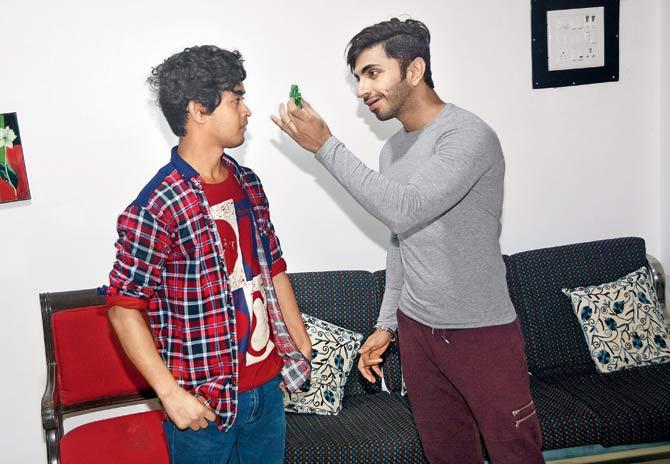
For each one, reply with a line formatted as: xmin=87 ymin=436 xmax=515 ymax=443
xmin=285 ymin=392 xmax=427 ymax=464
xmin=288 ymin=271 xmax=381 ymax=397
xmin=529 ymin=378 xmax=603 ymax=450
xmin=504 ymin=237 xmax=648 ymax=377
xmin=542 ymin=364 xmax=670 ymax=448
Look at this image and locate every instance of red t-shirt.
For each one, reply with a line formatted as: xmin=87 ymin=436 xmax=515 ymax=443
xmin=203 ymin=174 xmax=284 ymax=392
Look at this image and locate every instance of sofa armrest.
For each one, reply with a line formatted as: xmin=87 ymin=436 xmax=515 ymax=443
xmin=646 ymin=253 xmax=666 ymax=312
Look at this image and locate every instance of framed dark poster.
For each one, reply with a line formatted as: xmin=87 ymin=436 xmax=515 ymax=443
xmin=531 ymin=0 xmax=619 ymax=89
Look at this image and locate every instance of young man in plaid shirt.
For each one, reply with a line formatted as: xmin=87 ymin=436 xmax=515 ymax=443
xmin=104 ymin=45 xmax=311 ymax=464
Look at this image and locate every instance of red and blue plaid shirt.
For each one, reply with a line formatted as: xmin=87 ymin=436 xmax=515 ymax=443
xmin=103 ymin=146 xmax=310 ymax=429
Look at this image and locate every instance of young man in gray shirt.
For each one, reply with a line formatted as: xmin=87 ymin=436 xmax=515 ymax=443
xmin=272 ymin=18 xmax=544 ymax=464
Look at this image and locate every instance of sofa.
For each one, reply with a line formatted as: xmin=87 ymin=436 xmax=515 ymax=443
xmin=41 ymin=236 xmax=670 ymax=463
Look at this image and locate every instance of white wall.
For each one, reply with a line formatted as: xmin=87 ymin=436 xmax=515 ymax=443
xmin=0 ymin=0 xmax=665 ymax=461
xmin=662 ymin=0 xmax=670 ymax=294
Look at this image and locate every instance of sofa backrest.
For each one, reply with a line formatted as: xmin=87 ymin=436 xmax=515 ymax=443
xmin=504 ymin=237 xmax=648 ymax=378
xmin=288 ymin=270 xmax=386 ymax=397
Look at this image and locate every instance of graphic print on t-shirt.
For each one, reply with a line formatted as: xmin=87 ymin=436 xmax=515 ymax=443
xmin=209 ymin=198 xmax=275 ymax=366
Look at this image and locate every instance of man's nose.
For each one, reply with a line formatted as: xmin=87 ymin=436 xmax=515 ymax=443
xmin=356 ymin=81 xmax=370 ymax=99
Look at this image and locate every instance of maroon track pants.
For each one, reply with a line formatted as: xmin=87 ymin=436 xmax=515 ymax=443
xmin=397 ymin=310 xmax=544 ymax=464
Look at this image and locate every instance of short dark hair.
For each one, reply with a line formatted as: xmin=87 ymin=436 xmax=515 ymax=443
xmin=346 ymin=18 xmax=434 ymax=89
xmin=148 ymin=45 xmax=246 ymax=136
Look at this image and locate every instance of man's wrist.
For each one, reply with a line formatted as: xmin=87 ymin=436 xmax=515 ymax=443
xmin=318 ymin=131 xmax=333 ymax=150
xmin=315 ymin=135 xmax=338 ymax=159
xmin=374 ymin=324 xmax=397 ymax=342
xmin=156 ymin=380 xmax=183 ymax=402
xmin=299 ymin=340 xmax=312 ymax=356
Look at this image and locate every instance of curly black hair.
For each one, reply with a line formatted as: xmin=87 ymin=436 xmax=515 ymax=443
xmin=148 ymin=45 xmax=247 ymax=136
xmin=346 ymin=18 xmax=434 ymax=89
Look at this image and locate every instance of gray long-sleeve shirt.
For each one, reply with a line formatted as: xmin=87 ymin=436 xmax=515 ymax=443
xmin=316 ymin=104 xmax=517 ymax=330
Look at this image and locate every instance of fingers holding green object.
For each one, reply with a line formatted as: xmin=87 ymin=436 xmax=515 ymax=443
xmin=300 ymin=99 xmax=313 ymax=111
xmin=278 ymin=102 xmax=288 ymax=120
xmin=279 ymin=103 xmax=293 ymax=125
xmin=293 ymin=98 xmax=319 ymax=119
xmin=271 ymin=92 xmax=332 ymax=153
xmin=270 ymin=103 xmax=294 ymax=133
xmin=287 ymin=100 xmax=307 ymax=120
xmin=289 ymin=84 xmax=299 ymax=99
xmin=289 ymin=84 xmax=302 ymax=108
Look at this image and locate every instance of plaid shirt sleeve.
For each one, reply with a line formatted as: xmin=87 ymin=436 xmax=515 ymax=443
xmin=271 ymin=257 xmax=287 ymax=277
xmin=243 ymin=169 xmax=284 ymax=264
xmin=106 ymin=204 xmax=172 ymax=308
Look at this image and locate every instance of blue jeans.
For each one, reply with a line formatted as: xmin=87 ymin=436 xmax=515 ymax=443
xmin=163 ymin=375 xmax=286 ymax=464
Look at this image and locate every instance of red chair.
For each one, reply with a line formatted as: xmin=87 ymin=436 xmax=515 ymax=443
xmin=40 ymin=289 xmax=169 ymax=464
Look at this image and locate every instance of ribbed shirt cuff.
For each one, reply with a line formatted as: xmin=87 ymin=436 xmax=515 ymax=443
xmin=376 ymin=316 xmax=398 ymax=332
xmin=315 ymin=135 xmax=340 ymax=163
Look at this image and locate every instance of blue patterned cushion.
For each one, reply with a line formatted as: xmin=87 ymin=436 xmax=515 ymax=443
xmin=504 ymin=237 xmax=649 ymax=377
xmin=562 ymin=267 xmax=670 ymax=373
xmin=283 ymin=313 xmax=363 ymax=415
xmin=287 ymin=271 xmax=381 ymax=397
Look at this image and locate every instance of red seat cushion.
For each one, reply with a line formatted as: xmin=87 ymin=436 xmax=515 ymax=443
xmin=60 ymin=410 xmax=169 ymax=464
xmin=53 ymin=305 xmax=152 ymax=405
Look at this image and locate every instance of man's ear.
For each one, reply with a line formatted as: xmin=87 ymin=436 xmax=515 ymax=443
xmin=187 ymin=101 xmax=208 ymax=124
xmin=407 ymin=57 xmax=426 ymax=87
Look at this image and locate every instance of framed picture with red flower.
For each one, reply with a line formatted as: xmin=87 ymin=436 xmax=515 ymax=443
xmin=0 ymin=112 xmax=31 ymax=204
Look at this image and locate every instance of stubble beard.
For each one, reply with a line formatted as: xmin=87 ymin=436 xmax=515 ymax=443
xmin=375 ymin=78 xmax=411 ymax=121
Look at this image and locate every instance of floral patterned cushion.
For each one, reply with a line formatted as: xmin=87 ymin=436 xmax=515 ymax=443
xmin=562 ymin=267 xmax=670 ymax=373
xmin=283 ymin=313 xmax=363 ymax=415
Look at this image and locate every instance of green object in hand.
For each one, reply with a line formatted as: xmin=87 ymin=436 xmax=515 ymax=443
xmin=290 ymin=84 xmax=302 ymax=108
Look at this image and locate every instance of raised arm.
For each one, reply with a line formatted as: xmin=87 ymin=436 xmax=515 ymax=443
xmin=271 ymin=99 xmax=499 ymax=235
xmin=315 ymin=131 xmax=498 ymax=234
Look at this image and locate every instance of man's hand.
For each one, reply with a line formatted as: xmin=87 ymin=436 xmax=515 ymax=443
xmin=271 ymin=99 xmax=332 ymax=154
xmin=108 ymin=306 xmax=216 ymax=431
xmin=357 ymin=329 xmax=393 ymax=383
xmin=160 ymin=386 xmax=217 ymax=431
